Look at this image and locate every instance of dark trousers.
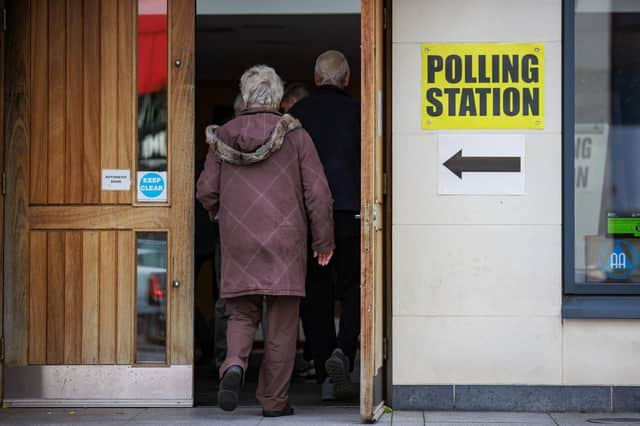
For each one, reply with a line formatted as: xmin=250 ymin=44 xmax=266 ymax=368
xmin=221 ymin=295 xmax=300 ymax=411
xmin=194 ymin=224 xmax=227 ymax=370
xmin=194 ymin=255 xmax=214 ymax=363
xmin=301 ymin=211 xmax=360 ymax=383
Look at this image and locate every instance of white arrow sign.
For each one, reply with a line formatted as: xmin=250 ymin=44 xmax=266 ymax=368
xmin=438 ymin=134 xmax=526 ymax=195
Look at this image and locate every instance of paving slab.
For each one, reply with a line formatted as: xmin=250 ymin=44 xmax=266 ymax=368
xmin=0 ymin=406 xmax=378 ymax=425
xmin=424 ymin=411 xmax=555 ymax=424
xmin=14 ymin=408 xmax=640 ymax=426
xmin=0 ymin=407 xmax=142 ymax=424
xmin=391 ymin=410 xmax=425 ymax=424
xmin=550 ymin=412 xmax=640 ymax=426
xmin=128 ymin=406 xmax=263 ymax=425
xmin=258 ymin=406 xmax=372 ymax=425
xmin=425 ymin=423 xmax=553 ymax=426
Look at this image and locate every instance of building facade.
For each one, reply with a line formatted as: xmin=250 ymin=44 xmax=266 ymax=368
xmin=2 ymin=0 xmax=640 ymax=418
xmin=391 ymin=0 xmax=640 ymax=412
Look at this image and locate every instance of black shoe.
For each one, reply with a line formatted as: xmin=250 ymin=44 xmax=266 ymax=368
xmin=218 ymin=365 xmax=242 ymax=411
xmin=262 ymin=405 xmax=295 ymax=417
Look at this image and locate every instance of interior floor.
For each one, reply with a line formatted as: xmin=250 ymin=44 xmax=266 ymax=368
xmin=194 ymin=352 xmax=360 ymax=406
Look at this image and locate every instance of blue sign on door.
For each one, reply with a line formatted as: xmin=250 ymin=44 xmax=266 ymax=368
xmin=137 ymin=171 xmax=167 ymax=202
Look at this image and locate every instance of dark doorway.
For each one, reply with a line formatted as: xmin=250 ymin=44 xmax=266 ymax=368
xmin=193 ymin=6 xmax=361 ymax=407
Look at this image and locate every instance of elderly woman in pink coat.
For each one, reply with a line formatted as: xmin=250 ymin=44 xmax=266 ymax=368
xmin=196 ymin=65 xmax=334 ymax=417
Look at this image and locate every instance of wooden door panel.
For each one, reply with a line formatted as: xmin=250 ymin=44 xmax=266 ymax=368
xmin=66 ymin=0 xmax=85 ymax=205
xmin=25 ymin=229 xmax=135 ymax=366
xmin=361 ymin=0 xmax=387 ymax=421
xmin=100 ymin=0 xmax=119 ymax=205
xmin=47 ymin=0 xmax=66 ymax=205
xmin=117 ymin=0 xmax=135 ymax=205
xmin=29 ymin=206 xmax=170 ymax=229
xmin=0 ymin=0 xmax=5 ymax=401
xmin=168 ymin=0 xmax=194 ymax=366
xmin=28 ymin=232 xmax=48 ymax=365
xmin=28 ymin=0 xmax=136 ymax=207
xmin=4 ymin=0 xmax=194 ymax=405
xmin=99 ymin=231 xmax=118 ymax=364
xmin=82 ymin=231 xmax=100 ymax=364
xmin=83 ymin=0 xmax=102 ymax=204
xmin=116 ymin=231 xmax=135 ymax=365
xmin=46 ymin=231 xmax=65 ymax=364
xmin=30 ymin=0 xmax=48 ymax=205
xmin=64 ymin=232 xmax=83 ymax=364
xmin=373 ymin=0 xmax=386 ymax=379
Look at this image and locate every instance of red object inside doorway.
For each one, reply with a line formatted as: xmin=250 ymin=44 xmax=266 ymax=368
xmin=138 ymin=14 xmax=167 ymax=95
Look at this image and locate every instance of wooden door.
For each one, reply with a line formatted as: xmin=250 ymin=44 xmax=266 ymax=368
xmin=0 ymin=0 xmax=5 ymax=403
xmin=3 ymin=0 xmax=194 ymax=406
xmin=361 ymin=0 xmax=387 ymax=421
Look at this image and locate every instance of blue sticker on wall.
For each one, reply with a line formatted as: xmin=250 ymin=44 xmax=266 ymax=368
xmin=597 ymin=240 xmax=639 ymax=280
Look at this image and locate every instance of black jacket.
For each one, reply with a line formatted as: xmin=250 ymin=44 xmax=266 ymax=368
xmin=289 ymin=85 xmax=361 ymax=211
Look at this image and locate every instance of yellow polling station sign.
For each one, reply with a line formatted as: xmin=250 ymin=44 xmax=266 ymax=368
xmin=422 ymin=43 xmax=544 ymax=130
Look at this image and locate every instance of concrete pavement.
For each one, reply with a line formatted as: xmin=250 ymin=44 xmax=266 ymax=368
xmin=2 ymin=407 xmax=640 ymax=425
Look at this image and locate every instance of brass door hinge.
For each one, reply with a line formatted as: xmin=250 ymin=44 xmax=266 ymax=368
xmin=383 ymin=7 xmax=388 ymax=30
xmin=2 ymin=8 xmax=6 ymax=32
xmin=373 ymin=202 xmax=383 ymax=232
xmin=383 ymin=337 xmax=388 ymax=361
xmin=382 ymin=172 xmax=387 ymax=196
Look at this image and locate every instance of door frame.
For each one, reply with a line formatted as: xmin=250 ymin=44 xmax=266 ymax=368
xmin=0 ymin=0 xmax=6 ymax=403
xmin=360 ymin=0 xmax=391 ymax=421
xmin=382 ymin=0 xmax=393 ymax=409
xmin=3 ymin=0 xmax=28 ymax=403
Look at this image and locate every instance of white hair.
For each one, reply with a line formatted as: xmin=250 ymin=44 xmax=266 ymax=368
xmin=314 ymin=50 xmax=350 ymax=87
xmin=239 ymin=65 xmax=284 ymax=108
xmin=233 ymin=93 xmax=244 ymax=113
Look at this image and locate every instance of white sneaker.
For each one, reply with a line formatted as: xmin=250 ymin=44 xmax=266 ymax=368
xmin=321 ymin=377 xmax=336 ymax=401
xmin=325 ymin=349 xmax=357 ymax=400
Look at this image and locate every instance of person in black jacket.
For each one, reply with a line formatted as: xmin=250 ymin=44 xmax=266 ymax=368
xmin=289 ymin=50 xmax=360 ymax=401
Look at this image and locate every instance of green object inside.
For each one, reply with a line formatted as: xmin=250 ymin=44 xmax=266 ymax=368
xmin=608 ymin=217 xmax=640 ymax=237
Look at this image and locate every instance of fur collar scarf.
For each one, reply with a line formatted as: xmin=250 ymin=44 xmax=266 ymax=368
xmin=205 ymin=114 xmax=301 ymax=166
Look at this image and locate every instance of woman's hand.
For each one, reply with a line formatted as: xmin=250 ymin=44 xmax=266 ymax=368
xmin=313 ymin=249 xmax=334 ymax=266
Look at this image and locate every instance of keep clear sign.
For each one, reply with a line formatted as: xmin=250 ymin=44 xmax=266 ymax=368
xmin=422 ymin=43 xmax=544 ymax=130
xmin=137 ymin=171 xmax=167 ymax=202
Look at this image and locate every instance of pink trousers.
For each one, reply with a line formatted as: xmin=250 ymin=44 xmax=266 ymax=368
xmin=220 ymin=295 xmax=300 ymax=411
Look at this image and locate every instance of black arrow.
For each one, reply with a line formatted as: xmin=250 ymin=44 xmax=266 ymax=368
xmin=443 ymin=149 xmax=521 ymax=179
